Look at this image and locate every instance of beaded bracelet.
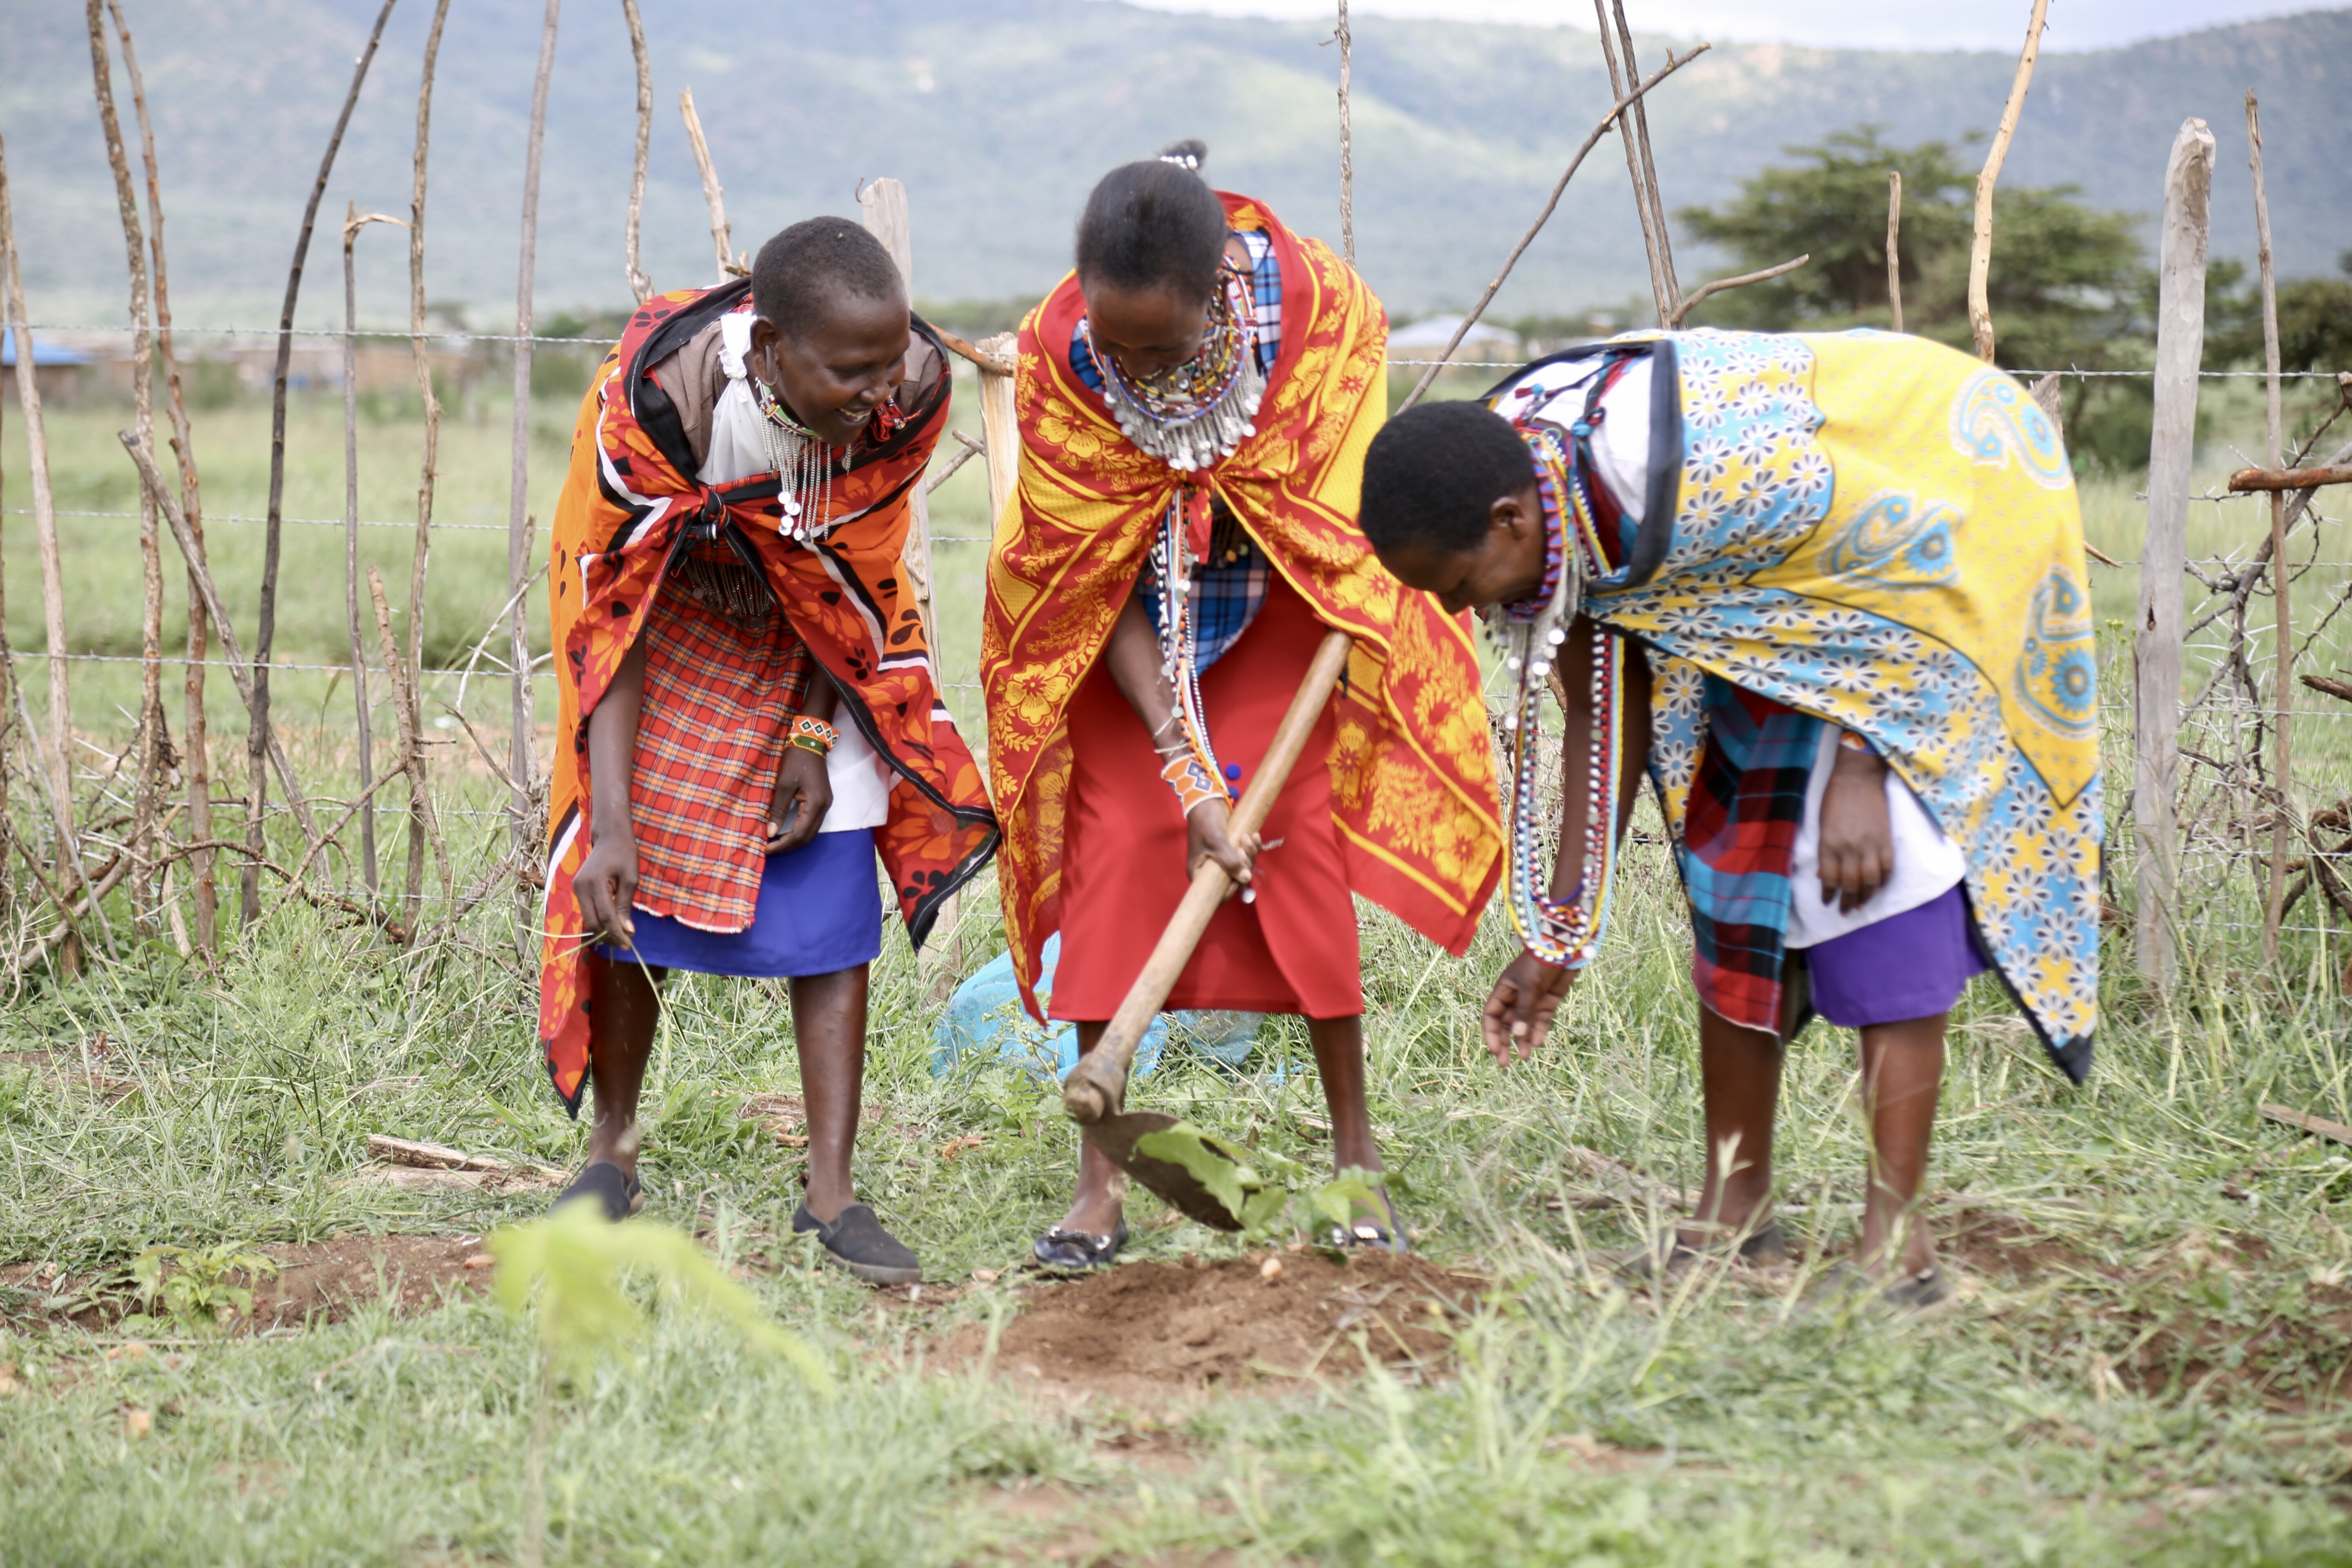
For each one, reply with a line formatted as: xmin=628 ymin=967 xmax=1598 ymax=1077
xmin=787 ymin=715 xmax=839 ymax=759
xmin=1159 ymin=752 xmax=1225 ymax=817
xmin=1835 ymin=728 xmax=1874 ymax=756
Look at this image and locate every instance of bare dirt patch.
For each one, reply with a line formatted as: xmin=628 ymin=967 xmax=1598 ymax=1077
xmin=940 ymin=1249 xmax=1484 ymax=1409
xmin=1 ymin=1234 xmax=492 ymax=1334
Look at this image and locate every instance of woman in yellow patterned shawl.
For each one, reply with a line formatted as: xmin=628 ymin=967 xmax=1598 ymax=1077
xmin=982 ymin=143 xmax=1500 ymax=1266
xmin=1362 ymin=330 xmax=2098 ymax=1308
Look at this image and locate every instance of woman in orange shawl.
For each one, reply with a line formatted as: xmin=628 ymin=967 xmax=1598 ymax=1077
xmin=541 ymin=219 xmax=995 ymax=1281
xmin=982 ymin=144 xmax=1501 ymax=1266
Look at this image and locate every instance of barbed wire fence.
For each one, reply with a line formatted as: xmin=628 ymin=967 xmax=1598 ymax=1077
xmin=0 ymin=1 xmax=2348 ymax=996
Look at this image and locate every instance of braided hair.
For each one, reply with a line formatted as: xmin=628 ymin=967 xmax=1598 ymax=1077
xmin=1359 ymin=400 xmax=1536 ymax=557
xmin=1074 ymin=139 xmax=1227 ymax=302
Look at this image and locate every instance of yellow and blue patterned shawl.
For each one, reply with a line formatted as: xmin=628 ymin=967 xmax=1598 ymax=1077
xmin=1588 ymin=328 xmax=2099 ymax=1078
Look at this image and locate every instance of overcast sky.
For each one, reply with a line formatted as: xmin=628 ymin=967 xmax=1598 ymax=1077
xmin=1120 ymin=0 xmax=2333 ymax=52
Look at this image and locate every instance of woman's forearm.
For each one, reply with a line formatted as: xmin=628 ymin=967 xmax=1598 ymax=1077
xmin=587 ymin=637 xmax=649 ymax=841
xmin=1102 ymin=590 xmax=1181 ymax=739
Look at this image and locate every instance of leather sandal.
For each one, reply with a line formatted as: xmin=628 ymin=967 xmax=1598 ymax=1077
xmin=552 ymin=1160 xmax=642 ymax=1222
xmin=793 ymin=1202 xmax=922 ymax=1287
xmin=1618 ymin=1219 xmax=1791 ymax=1282
xmin=1802 ymin=1260 xmax=1955 ymax=1316
xmin=1032 ymin=1221 xmax=1128 ymax=1273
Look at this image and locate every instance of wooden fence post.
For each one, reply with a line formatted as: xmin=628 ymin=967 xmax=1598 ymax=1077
xmin=2136 ymin=117 xmax=2216 ymax=986
xmin=858 ymin=179 xmax=938 ymax=658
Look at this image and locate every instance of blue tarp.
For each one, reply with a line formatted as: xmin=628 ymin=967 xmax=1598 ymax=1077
xmin=931 ymin=933 xmax=1263 ymax=1081
xmin=0 ymin=329 xmax=92 ymax=368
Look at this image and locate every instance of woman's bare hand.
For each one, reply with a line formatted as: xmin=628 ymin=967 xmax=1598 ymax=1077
xmin=767 ymin=745 xmax=833 ymax=854
xmin=574 ymin=832 xmax=640 ymax=946
xmin=1482 ymin=950 xmax=1577 ymax=1063
xmin=1817 ymin=736 xmax=1893 ymax=913
xmin=1185 ymin=798 xmax=1260 ymax=898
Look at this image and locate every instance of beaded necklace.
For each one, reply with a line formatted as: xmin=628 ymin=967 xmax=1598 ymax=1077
xmin=1145 ymin=487 xmax=1227 ymax=804
xmin=750 ymin=373 xmax=842 ymax=540
xmin=1494 ymin=421 xmax=1624 ymax=969
xmin=1085 ymin=261 xmax=1264 ymax=473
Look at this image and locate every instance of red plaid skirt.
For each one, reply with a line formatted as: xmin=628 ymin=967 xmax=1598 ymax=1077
xmin=628 ymin=572 xmax=811 ymax=933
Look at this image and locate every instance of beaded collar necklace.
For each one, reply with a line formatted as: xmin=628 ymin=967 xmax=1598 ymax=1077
xmin=1084 ymin=260 xmax=1265 ymax=472
xmin=746 ymin=372 xmax=906 ymax=541
xmin=1492 ymin=420 xmax=1624 ymax=970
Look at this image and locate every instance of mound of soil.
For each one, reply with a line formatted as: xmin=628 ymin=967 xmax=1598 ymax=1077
xmin=945 ymin=1250 xmax=1485 ymax=1408
xmin=1 ymin=1235 xmax=492 ymax=1334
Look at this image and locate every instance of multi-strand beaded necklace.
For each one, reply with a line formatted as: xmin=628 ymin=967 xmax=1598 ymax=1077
xmin=1085 ymin=260 xmax=1264 ymax=473
xmin=750 ymin=374 xmax=848 ymax=541
xmin=1143 ymin=489 xmax=1229 ymax=815
xmin=1494 ymin=419 xmax=1626 ymax=969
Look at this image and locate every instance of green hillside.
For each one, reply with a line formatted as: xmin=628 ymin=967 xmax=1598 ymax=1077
xmin=1 ymin=0 xmax=2346 ymax=325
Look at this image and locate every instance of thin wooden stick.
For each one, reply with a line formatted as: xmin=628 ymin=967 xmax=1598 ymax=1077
xmin=1590 ymin=2 xmax=1671 ymax=326
xmin=1609 ymin=0 xmax=1679 ymax=321
xmin=343 ymin=208 xmax=407 ymax=902
xmin=2231 ymin=464 xmax=2352 ymax=493
xmin=117 ymin=432 xmax=319 ymax=845
xmin=1970 ymin=0 xmax=2050 ymax=363
xmin=510 ymin=0 xmax=563 ymax=942
xmin=0 ymin=129 xmax=85 ymax=962
xmin=1886 ymin=170 xmax=1904 ymax=333
xmin=1335 ymin=0 xmax=1354 ymax=267
xmin=621 ymin=0 xmax=653 ymax=302
xmin=1666 ymin=254 xmax=1807 ymax=328
xmin=89 ymin=0 xmax=167 ymax=937
xmin=108 ymin=0 xmax=215 ymax=955
xmin=370 ymin=566 xmax=450 ymax=921
xmin=406 ymin=0 xmax=451 ymax=919
xmin=2248 ymin=89 xmax=2290 ymax=963
xmin=1399 ymin=47 xmax=1706 ymax=414
xmin=679 ymin=89 xmax=745 ymax=279
xmin=254 ymin=0 xmax=399 ymax=925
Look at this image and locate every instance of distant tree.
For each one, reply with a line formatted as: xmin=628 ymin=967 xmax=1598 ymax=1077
xmin=2211 ymin=250 xmax=2352 ymax=378
xmin=1675 ymin=128 xmax=2163 ymax=467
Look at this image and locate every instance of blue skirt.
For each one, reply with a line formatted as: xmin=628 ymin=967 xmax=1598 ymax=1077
xmin=595 ymin=829 xmax=882 ymax=979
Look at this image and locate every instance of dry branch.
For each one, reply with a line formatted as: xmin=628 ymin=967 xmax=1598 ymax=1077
xmin=1595 ymin=0 xmax=1678 ymax=324
xmin=1334 ymin=0 xmax=1354 ymax=266
xmin=2247 ymin=89 xmax=2291 ymax=958
xmin=621 ymin=0 xmax=654 ymax=301
xmin=2260 ymin=1104 xmax=2352 ymax=1149
xmin=1398 ymin=45 xmax=1707 ymax=413
xmin=2230 ymin=464 xmax=2352 ymax=493
xmin=108 ymin=0 xmax=215 ymax=955
xmin=1667 ymin=254 xmax=1807 ymax=328
xmin=679 ymin=89 xmax=746 ymax=278
xmin=407 ymin=0 xmax=451 ymax=916
xmin=1886 ymin=170 xmax=1904 ymax=332
xmin=343 ymin=209 xmax=408 ymax=902
xmin=1969 ymin=0 xmax=2050 ymax=362
xmin=116 ymin=433 xmax=319 ymax=846
xmin=88 ymin=0 xmax=167 ymax=936
xmin=254 ymin=0 xmax=399 ymax=924
xmin=0 ymin=129 xmax=85 ymax=951
xmin=2300 ymin=673 xmax=2352 ymax=706
xmin=509 ymin=0 xmax=564 ymax=937
xmin=930 ymin=322 xmax=1016 ymax=377
xmin=370 ymin=566 xmax=451 ymax=917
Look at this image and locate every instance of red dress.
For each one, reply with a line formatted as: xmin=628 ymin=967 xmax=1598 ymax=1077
xmin=1050 ymin=576 xmax=1363 ymax=1022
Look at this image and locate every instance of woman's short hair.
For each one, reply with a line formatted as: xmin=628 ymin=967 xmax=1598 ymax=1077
xmin=1359 ymin=400 xmax=1535 ymax=557
xmin=752 ymin=218 xmax=905 ymax=339
xmin=1074 ymin=140 xmax=1227 ymax=302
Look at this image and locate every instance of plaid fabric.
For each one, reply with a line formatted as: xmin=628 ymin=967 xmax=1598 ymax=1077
xmin=1676 ymin=679 xmax=1824 ymax=1032
xmin=1071 ymin=227 xmax=1284 ymax=395
xmin=629 ymin=557 xmax=813 ymax=933
xmin=1139 ymin=510 xmax=1270 ymax=672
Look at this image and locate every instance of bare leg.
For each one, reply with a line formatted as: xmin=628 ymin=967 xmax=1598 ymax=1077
xmin=1854 ymin=1012 xmax=1947 ymax=1277
xmin=1309 ymin=1014 xmax=1380 ymax=1176
xmin=790 ymin=964 xmax=869 ymax=1224
xmin=1684 ymin=1005 xmax=1782 ymax=1246
xmin=585 ymin=953 xmax=664 ymax=1181
xmin=1056 ymin=1020 xmax=1128 ymax=1239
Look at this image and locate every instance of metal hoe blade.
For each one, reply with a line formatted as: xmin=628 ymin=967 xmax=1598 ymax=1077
xmin=1079 ymin=1109 xmax=1245 ymax=1232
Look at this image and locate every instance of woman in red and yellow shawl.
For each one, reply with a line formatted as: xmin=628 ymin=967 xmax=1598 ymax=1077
xmin=541 ymin=218 xmax=995 ymax=1282
xmin=982 ymin=143 xmax=1501 ymax=1267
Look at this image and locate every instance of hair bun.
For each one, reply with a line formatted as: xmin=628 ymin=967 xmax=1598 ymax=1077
xmin=1157 ymin=139 xmax=1208 ymax=171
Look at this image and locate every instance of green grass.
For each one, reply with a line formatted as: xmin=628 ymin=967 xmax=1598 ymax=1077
xmin=2 ymin=382 xmax=2351 ymax=1563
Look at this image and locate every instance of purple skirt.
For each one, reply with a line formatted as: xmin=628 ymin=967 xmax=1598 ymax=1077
xmin=1805 ymin=884 xmax=1988 ymax=1028
xmin=593 ymin=829 xmax=882 ymax=980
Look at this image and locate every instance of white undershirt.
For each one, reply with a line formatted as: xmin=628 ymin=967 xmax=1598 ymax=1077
xmin=690 ymin=310 xmax=890 ymax=835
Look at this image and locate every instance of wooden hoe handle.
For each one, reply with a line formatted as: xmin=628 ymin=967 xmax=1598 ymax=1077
xmin=1062 ymin=630 xmax=1354 ymax=1124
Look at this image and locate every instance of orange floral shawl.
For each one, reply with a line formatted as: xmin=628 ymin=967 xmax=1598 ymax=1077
xmin=540 ymin=281 xmax=998 ymax=1110
xmin=980 ymin=196 xmax=1501 ymax=1020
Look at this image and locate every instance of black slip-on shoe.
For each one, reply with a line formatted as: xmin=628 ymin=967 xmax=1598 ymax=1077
xmin=552 ymin=1160 xmax=641 ymax=1222
xmin=793 ymin=1202 xmax=922 ymax=1287
xmin=1618 ymin=1219 xmax=1791 ymax=1283
xmin=1031 ymin=1221 xmax=1128 ymax=1273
